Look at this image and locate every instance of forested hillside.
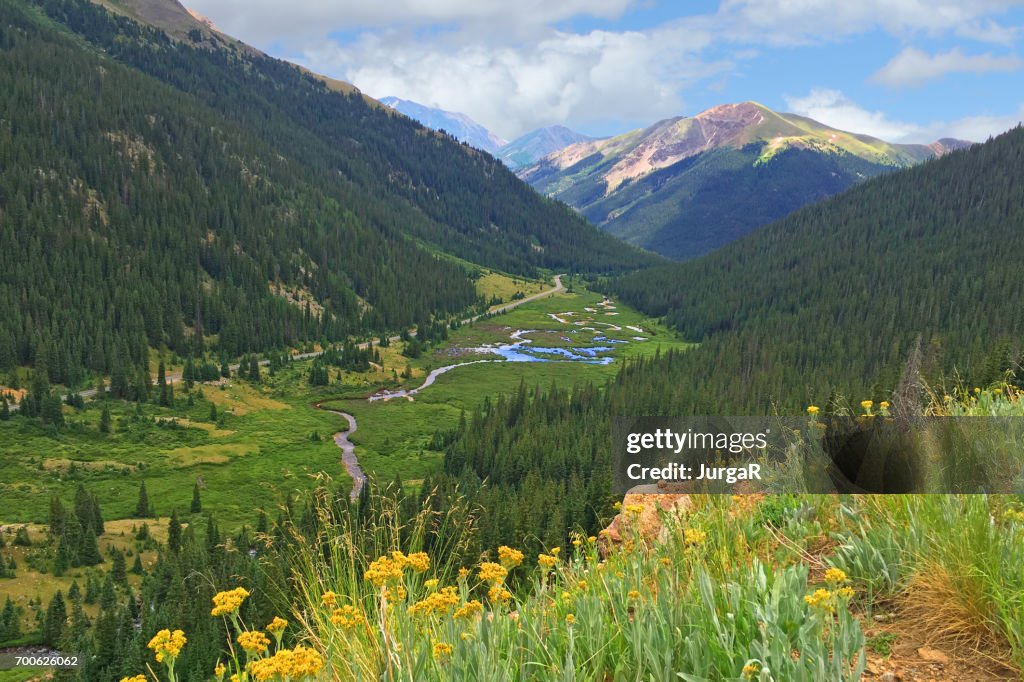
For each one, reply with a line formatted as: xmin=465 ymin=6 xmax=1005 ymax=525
xmin=0 ymin=0 xmax=651 ymax=386
xmin=608 ymin=126 xmax=1024 ymax=411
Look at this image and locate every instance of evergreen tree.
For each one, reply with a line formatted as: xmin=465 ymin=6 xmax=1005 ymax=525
xmin=99 ymin=404 xmax=112 ymax=434
xmin=42 ymin=591 xmax=67 ymax=647
xmin=190 ymin=482 xmax=202 ymax=514
xmin=110 ymin=549 xmax=127 ymax=585
xmin=0 ymin=397 xmax=9 ymax=421
xmin=134 ymin=483 xmax=151 ymax=518
xmin=167 ymin=510 xmax=182 ymax=554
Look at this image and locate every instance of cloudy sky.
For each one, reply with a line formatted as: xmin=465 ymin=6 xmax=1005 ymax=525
xmin=187 ymin=0 xmax=1024 ymax=143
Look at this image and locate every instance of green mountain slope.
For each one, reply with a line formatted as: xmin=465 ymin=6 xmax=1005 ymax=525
xmin=521 ymin=102 xmax=969 ymax=260
xmin=0 ymin=0 xmax=652 ymax=386
xmin=608 ymin=125 xmax=1024 ymax=412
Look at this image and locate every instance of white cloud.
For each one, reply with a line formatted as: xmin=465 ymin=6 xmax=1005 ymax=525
xmin=872 ymin=47 xmax=1023 ymax=87
xmin=716 ymin=0 xmax=1023 ymax=45
xmin=188 ymin=0 xmax=638 ymax=43
xmin=298 ymin=25 xmax=724 ymax=139
xmin=784 ymin=88 xmax=1024 ymax=142
xmin=784 ymin=89 xmax=922 ymax=141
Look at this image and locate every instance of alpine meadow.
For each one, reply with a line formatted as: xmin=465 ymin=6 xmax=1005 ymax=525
xmin=1 ymin=1 xmax=1024 ymax=681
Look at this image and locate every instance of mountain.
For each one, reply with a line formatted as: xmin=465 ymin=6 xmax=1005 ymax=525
xmin=520 ymin=102 xmax=972 ymax=260
xmin=608 ymin=125 xmax=1024 ymax=413
xmin=498 ymin=125 xmax=598 ymax=169
xmin=0 ymin=0 xmax=653 ymax=386
xmin=379 ymin=97 xmax=508 ymax=153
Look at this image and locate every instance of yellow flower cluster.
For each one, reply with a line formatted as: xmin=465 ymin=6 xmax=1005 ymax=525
xmin=538 ymin=553 xmax=558 ymax=568
xmin=564 ymin=613 xmax=575 ymax=626
xmin=625 ymin=504 xmax=645 ymax=515
xmin=432 ymin=642 xmax=453 ymax=661
xmin=806 ymin=405 xmax=820 ymax=415
xmin=330 ymin=605 xmax=366 ymax=629
xmin=119 ymin=676 xmax=147 ymax=682
xmin=742 ymin=662 xmax=760 ymax=678
xmin=627 ymin=590 xmax=641 ymax=601
xmin=364 ymin=555 xmax=405 ymax=586
xmin=408 ymin=586 xmax=459 ymax=618
xmin=148 ymin=629 xmax=186 ymax=663
xmin=249 ymin=645 xmax=324 ymax=681
xmin=498 ymin=545 xmax=524 ymax=568
xmin=1004 ymin=509 xmax=1024 ymax=523
xmin=424 ymin=578 xmax=439 ymax=590
xmin=238 ymin=630 xmax=270 ymax=655
xmin=453 ymin=600 xmax=483 ymax=620
xmin=683 ymin=528 xmax=707 ymax=545
xmin=321 ymin=591 xmax=337 ymax=608
xmin=211 ymin=587 xmax=250 ymax=617
xmin=823 ymin=567 xmax=847 ymax=585
xmin=860 ymin=400 xmax=873 ymax=411
xmin=478 ymin=562 xmax=508 ymax=584
xmin=577 ymin=580 xmax=588 ymax=591
xmin=804 ymin=568 xmax=855 ymax=612
xmin=458 ymin=567 xmax=470 ymax=579
xmin=266 ymin=617 xmax=288 ymax=634
xmin=488 ymin=585 xmax=512 ymax=604
xmin=804 ymin=588 xmax=835 ymax=611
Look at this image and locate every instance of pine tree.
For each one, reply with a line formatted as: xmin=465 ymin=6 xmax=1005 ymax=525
xmin=99 ymin=404 xmax=112 ymax=434
xmin=78 ymin=524 xmax=103 ymax=566
xmin=209 ymin=402 xmax=217 ymax=422
xmin=1 ymin=597 xmax=21 ymax=642
xmin=110 ymin=549 xmax=127 ymax=584
xmin=130 ymin=555 xmax=144 ymax=575
xmin=134 ymin=482 xmax=151 ymax=518
xmin=0 ymin=397 xmax=8 ymax=421
xmin=42 ymin=591 xmax=67 ymax=647
xmin=190 ymin=482 xmax=202 ymax=514
xmin=167 ymin=510 xmax=182 ymax=554
xmin=157 ymin=360 xmax=171 ymax=407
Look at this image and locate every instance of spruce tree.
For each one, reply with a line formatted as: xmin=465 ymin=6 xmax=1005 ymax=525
xmin=78 ymin=524 xmax=103 ymax=566
xmin=0 ymin=397 xmax=8 ymax=421
xmin=110 ymin=549 xmax=127 ymax=584
xmin=42 ymin=591 xmax=66 ymax=647
xmin=190 ymin=482 xmax=202 ymax=514
xmin=99 ymin=404 xmax=112 ymax=434
xmin=134 ymin=482 xmax=151 ymax=518
xmin=167 ymin=510 xmax=182 ymax=554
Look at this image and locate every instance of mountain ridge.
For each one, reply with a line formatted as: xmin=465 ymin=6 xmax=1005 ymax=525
xmin=519 ymin=101 xmax=972 ymax=259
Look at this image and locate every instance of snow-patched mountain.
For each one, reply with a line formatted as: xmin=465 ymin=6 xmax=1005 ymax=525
xmin=498 ymin=126 xmax=599 ymax=169
xmin=379 ymin=97 xmax=508 ymax=154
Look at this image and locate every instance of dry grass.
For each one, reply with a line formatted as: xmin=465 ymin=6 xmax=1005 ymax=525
xmin=897 ymin=561 xmax=1013 ymax=667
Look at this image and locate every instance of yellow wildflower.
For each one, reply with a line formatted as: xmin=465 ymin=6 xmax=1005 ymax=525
xmin=660 ymin=557 xmax=672 ymax=567
xmin=119 ymin=677 xmax=147 ymax=682
xmin=433 ymin=642 xmax=454 ymax=661
xmin=478 ymin=562 xmax=508 ymax=584
xmin=453 ymin=600 xmax=483 ymax=620
xmin=330 ymin=605 xmax=367 ymax=628
xmin=684 ymin=528 xmax=707 ymax=545
xmin=587 ymin=536 xmax=597 ymax=543
xmin=550 ymin=547 xmax=561 ymax=556
xmin=538 ymin=553 xmax=558 ymax=568
xmin=214 ymin=662 xmax=226 ymax=680
xmin=806 ymin=405 xmax=820 ymax=415
xmin=860 ymin=399 xmax=873 ymax=411
xmin=266 ymin=616 xmax=288 ymax=634
xmin=627 ymin=590 xmax=641 ymax=600
xmin=804 ymin=588 xmax=835 ymax=611
xmin=565 ymin=613 xmax=575 ymax=626
xmin=365 ymin=555 xmax=404 ymax=586
xmin=237 ymin=630 xmax=270 ymax=655
xmin=458 ymin=567 xmax=470 ymax=579
xmin=823 ymin=567 xmax=848 ymax=585
xmin=424 ymin=578 xmax=440 ymax=590
xmin=408 ymin=587 xmax=459 ymax=618
xmin=837 ymin=586 xmax=855 ymax=599
xmin=406 ymin=552 xmax=430 ymax=573
xmin=742 ymin=662 xmax=760 ymax=679
xmin=488 ymin=585 xmax=512 ymax=604
xmin=211 ymin=587 xmax=250 ymax=617
xmin=321 ymin=591 xmax=337 ymax=608
xmin=498 ymin=546 xmax=524 ymax=568
xmin=147 ymin=629 xmax=186 ymax=663
xmin=625 ymin=504 xmax=645 ymax=515
xmin=250 ymin=645 xmax=324 ymax=681
xmin=577 ymin=580 xmax=588 ymax=591
xmin=879 ymin=401 xmax=890 ymax=410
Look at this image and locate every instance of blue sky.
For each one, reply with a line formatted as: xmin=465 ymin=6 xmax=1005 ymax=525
xmin=189 ymin=0 xmax=1024 ymax=142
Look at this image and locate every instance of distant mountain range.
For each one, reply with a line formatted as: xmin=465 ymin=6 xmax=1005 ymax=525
xmin=518 ymin=102 xmax=972 ymax=259
xmin=379 ymin=97 xmax=509 ymax=154
xmin=378 ymin=97 xmax=597 ymax=167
